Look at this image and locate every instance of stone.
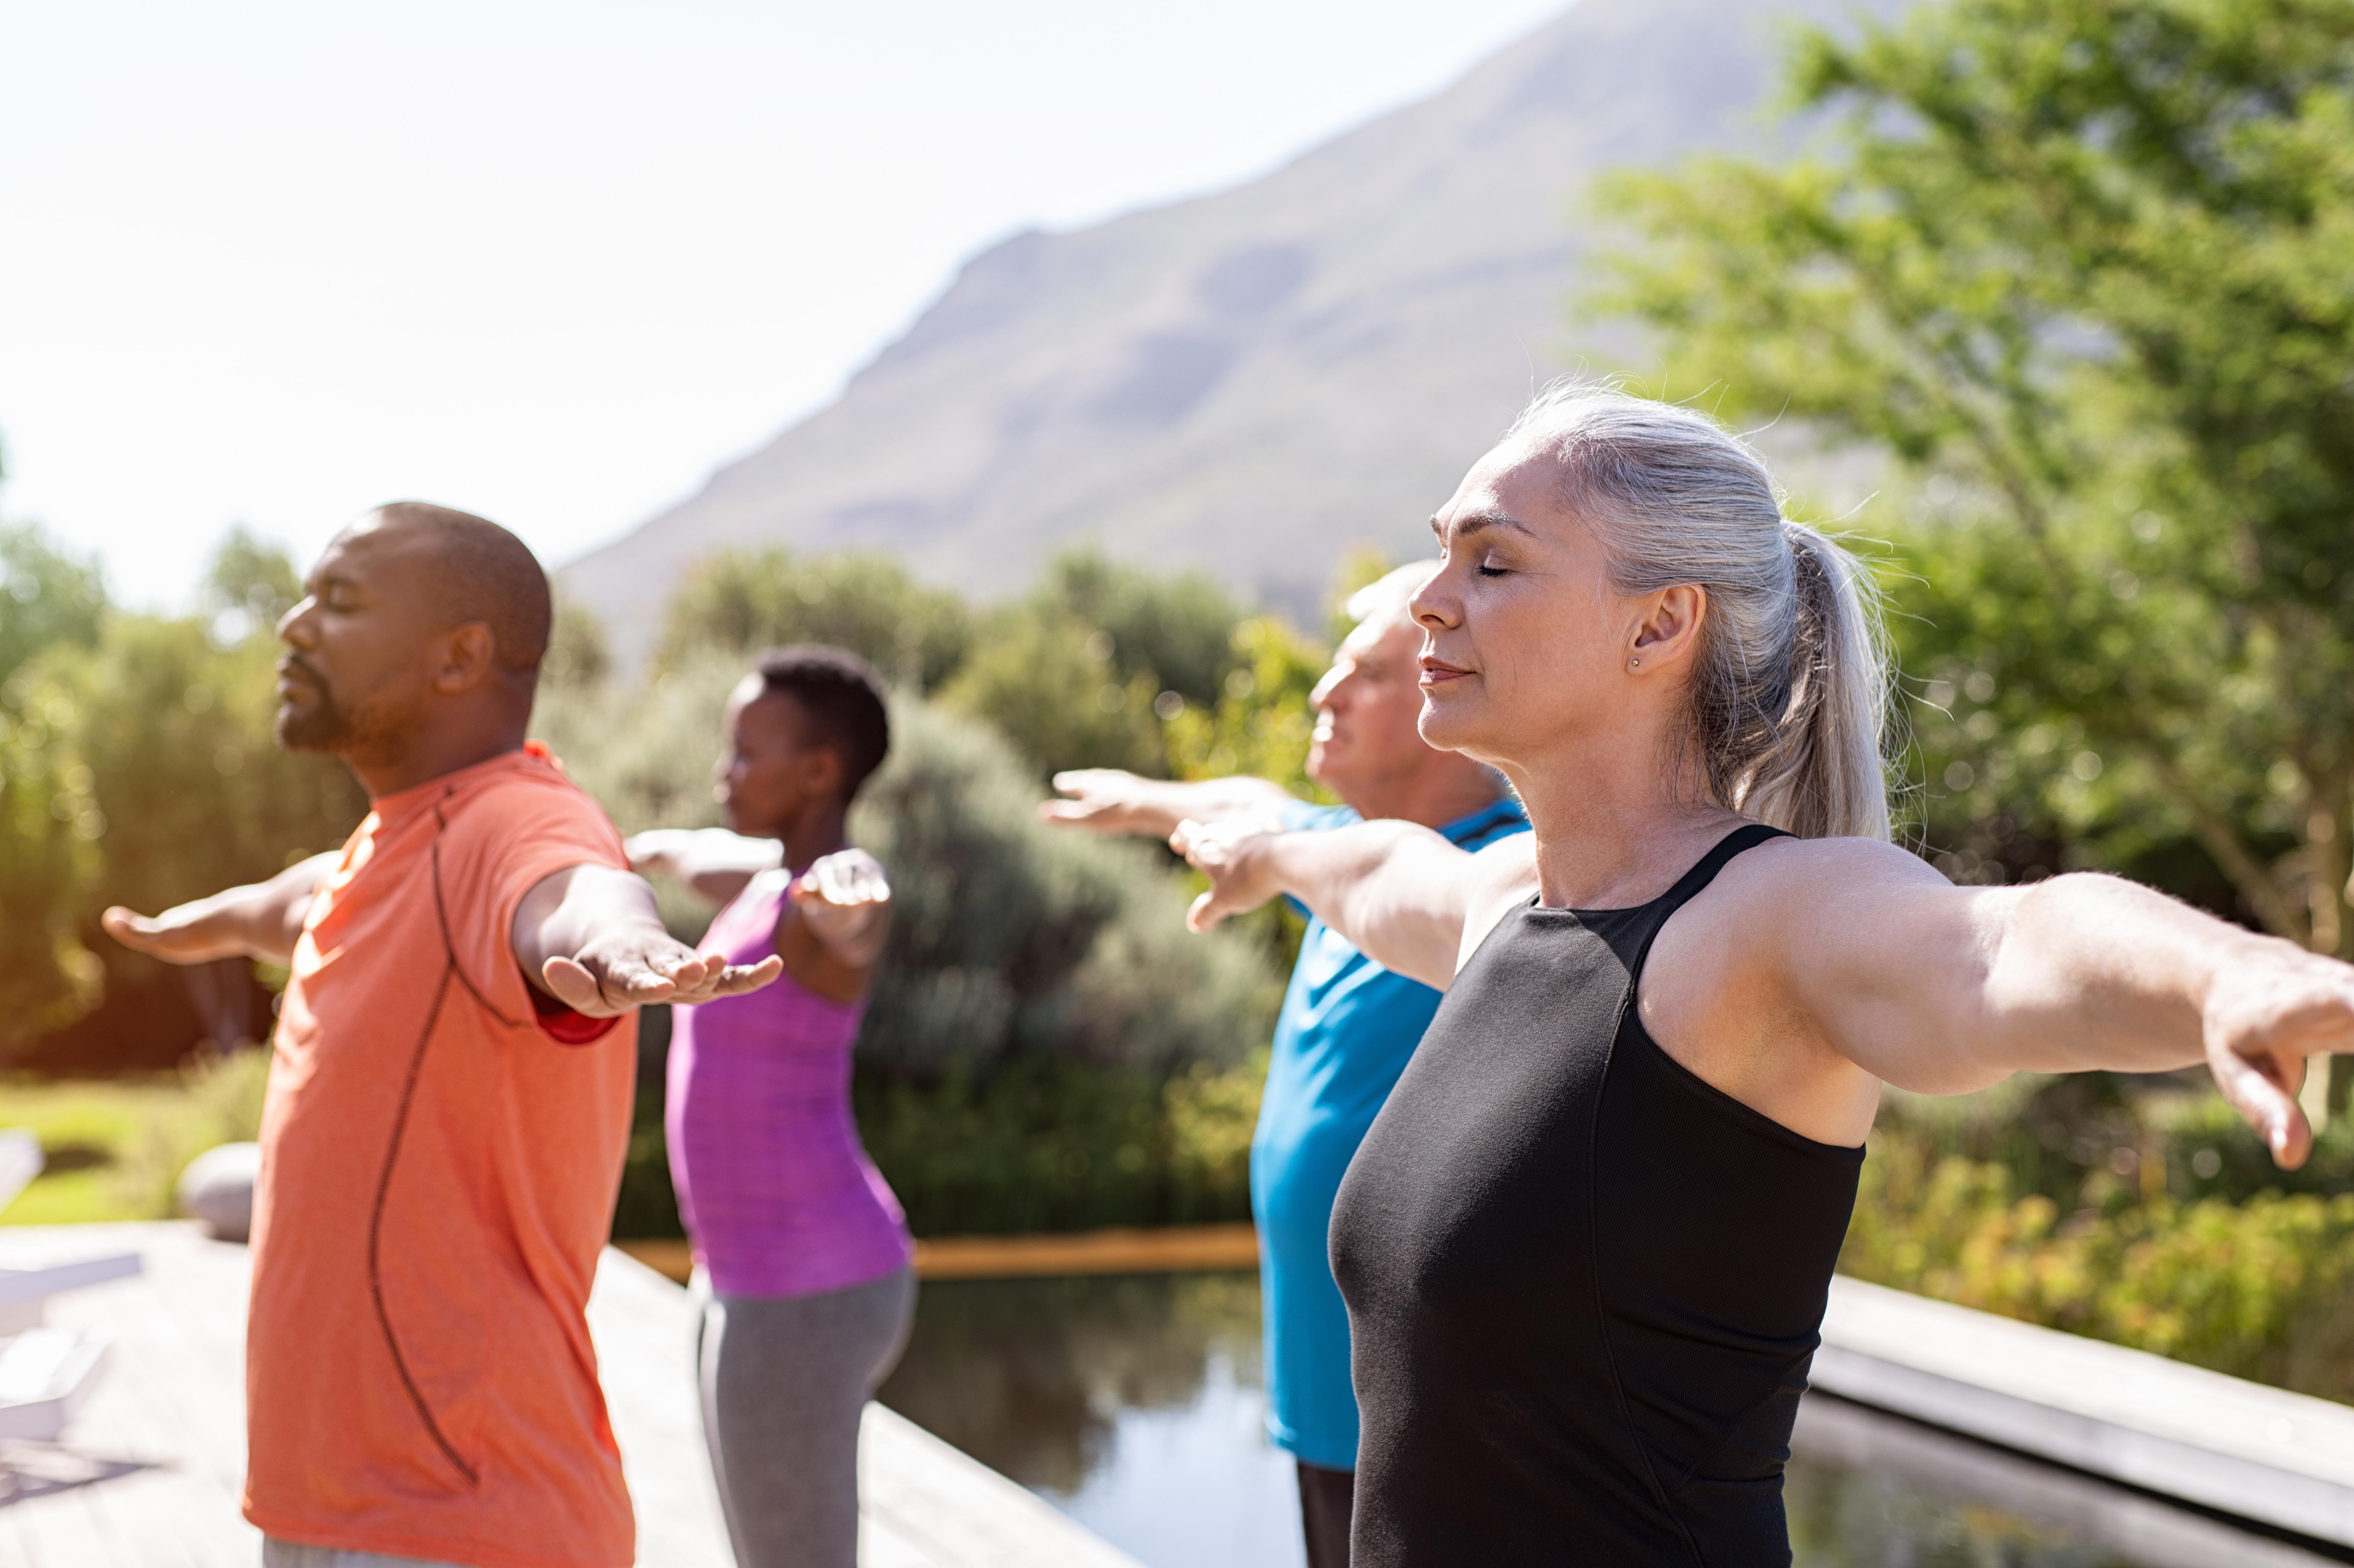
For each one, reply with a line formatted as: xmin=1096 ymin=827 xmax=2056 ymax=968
xmin=176 ymin=1142 xmax=260 ymax=1243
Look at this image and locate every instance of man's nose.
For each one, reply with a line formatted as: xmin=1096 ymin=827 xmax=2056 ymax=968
xmin=277 ymin=599 xmax=316 ymax=646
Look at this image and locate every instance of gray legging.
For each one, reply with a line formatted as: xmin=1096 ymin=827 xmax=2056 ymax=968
xmin=694 ymin=1267 xmax=917 ymax=1568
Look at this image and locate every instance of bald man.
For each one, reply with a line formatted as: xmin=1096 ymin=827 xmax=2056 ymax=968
xmin=1043 ymin=566 xmax=1528 ymax=1568
xmin=106 ymin=504 xmax=777 ymax=1568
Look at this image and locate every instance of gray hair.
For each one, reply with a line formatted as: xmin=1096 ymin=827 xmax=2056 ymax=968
xmin=1343 ymin=560 xmax=1440 ymax=629
xmin=1504 ymin=383 xmax=1891 ymax=841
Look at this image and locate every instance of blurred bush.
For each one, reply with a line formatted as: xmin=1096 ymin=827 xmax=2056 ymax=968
xmin=1844 ymin=1118 xmax=2354 ymax=1401
xmin=938 ymin=608 xmax=1167 ymax=781
xmin=110 ymin=1045 xmax=272 ymax=1219
xmin=656 ymin=547 xmax=972 ymax=691
xmin=855 ymin=1053 xmax=1263 ymax=1237
xmin=2 ymin=527 xmax=367 ymax=1069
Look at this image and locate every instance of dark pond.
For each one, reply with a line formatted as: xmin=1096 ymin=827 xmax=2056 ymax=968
xmin=878 ymin=1272 xmax=2346 ymax=1568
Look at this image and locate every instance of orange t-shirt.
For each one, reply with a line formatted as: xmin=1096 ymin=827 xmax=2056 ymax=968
xmin=244 ymin=744 xmax=640 ymax=1568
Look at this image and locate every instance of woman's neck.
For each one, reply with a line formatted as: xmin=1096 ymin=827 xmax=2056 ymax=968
xmin=775 ymin=801 xmax=850 ymax=875
xmin=1502 ymin=736 xmax=1742 ymax=910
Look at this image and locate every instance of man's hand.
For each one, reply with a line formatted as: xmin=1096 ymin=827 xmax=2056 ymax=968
xmin=101 ymin=854 xmax=336 ymax=969
xmin=789 ymin=849 xmax=893 ymax=969
xmin=538 ymin=929 xmax=782 ymax=1018
xmin=518 ymin=863 xmax=781 ymax=1019
xmin=1042 ymin=770 xmax=1297 ymax=839
xmin=2199 ymin=941 xmax=2354 ymax=1170
xmin=1042 ymin=770 xmax=1185 ymax=836
xmin=1170 ymin=818 xmax=1291 ymax=932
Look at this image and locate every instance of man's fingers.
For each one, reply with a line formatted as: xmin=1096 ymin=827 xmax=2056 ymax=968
xmin=1187 ymin=888 xmax=1230 ymax=933
xmin=706 ymin=956 xmax=784 ymax=997
xmin=101 ymin=907 xmax=160 ymax=952
xmin=541 ymin=956 xmax=618 ymax=1014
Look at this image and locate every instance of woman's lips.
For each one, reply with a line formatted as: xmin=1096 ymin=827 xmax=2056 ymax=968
xmin=1418 ymin=657 xmax=1473 ymax=688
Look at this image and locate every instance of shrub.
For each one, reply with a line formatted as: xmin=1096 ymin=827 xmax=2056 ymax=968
xmin=656 ymin=548 xmax=972 ymax=692
xmin=1843 ymin=1125 xmax=2354 ymax=1401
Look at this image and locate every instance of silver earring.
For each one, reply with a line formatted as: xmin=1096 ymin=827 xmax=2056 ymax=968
xmin=1628 ymin=657 xmax=1641 ymax=669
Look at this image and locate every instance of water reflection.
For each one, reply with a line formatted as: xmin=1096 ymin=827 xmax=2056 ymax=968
xmin=879 ymin=1273 xmax=1263 ymax=1494
xmin=878 ymin=1272 xmax=2346 ymax=1568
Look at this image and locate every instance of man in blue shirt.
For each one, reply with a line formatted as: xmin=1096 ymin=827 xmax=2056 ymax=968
xmin=1045 ymin=565 xmax=1528 ymax=1567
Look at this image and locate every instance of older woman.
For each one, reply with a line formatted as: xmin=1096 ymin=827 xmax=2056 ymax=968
xmin=1175 ymin=386 xmax=2352 ymax=1566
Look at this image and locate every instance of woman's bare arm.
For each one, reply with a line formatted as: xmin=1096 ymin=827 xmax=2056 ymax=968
xmin=1755 ymin=838 xmax=2353 ymax=1167
xmin=1172 ymin=818 xmax=1534 ymax=989
xmin=625 ymin=828 xmax=785 ymax=905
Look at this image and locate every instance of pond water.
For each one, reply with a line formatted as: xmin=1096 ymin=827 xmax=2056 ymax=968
xmin=877 ymin=1272 xmax=2347 ymax=1568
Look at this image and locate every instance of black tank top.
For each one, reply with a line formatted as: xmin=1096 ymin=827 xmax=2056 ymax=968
xmin=1328 ymin=824 xmax=1863 ymax=1567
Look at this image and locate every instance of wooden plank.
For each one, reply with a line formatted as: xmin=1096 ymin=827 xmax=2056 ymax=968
xmin=617 ymin=1223 xmax=1260 ymax=1286
xmin=0 ymin=1225 xmax=1143 ymax=1568
xmin=1817 ymin=1273 xmax=2354 ymax=1548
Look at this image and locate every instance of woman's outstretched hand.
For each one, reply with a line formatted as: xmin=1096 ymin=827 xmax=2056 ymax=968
xmin=1170 ymin=817 xmax=1290 ymax=932
xmin=2201 ymin=942 xmax=2354 ymax=1170
xmin=790 ymin=849 xmax=894 ymax=968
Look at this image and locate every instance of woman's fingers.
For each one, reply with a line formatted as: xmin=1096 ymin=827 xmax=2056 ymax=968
xmin=2207 ymin=1035 xmax=2314 ymax=1169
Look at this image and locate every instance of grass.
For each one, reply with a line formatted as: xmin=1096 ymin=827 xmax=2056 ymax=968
xmin=0 ymin=1049 xmax=269 ymax=1224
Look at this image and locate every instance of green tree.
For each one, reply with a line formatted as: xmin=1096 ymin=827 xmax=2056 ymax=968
xmin=203 ymin=524 xmax=302 ymax=637
xmin=0 ymin=522 xmax=106 ymax=686
xmin=0 ymin=676 xmax=103 ymax=1042
xmin=939 ymin=610 xmax=1166 ymax=780
xmin=657 ymin=548 xmax=973 ymax=690
xmin=1593 ymin=0 xmax=2354 ymax=992
xmin=1163 ymin=616 xmax=1331 ymax=797
xmin=1028 ymin=548 xmax=1244 ymax=709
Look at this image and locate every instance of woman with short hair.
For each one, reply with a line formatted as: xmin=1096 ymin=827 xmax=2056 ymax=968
xmin=628 ymin=644 xmax=912 ymax=1568
xmin=1175 ymin=385 xmax=2352 ymax=1566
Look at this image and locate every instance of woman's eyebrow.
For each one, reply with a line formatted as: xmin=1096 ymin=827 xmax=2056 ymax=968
xmin=1431 ymin=511 xmax=1536 ymax=541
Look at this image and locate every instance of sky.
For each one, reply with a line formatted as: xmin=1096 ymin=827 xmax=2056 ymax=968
xmin=1 ymin=0 xmax=1569 ymax=610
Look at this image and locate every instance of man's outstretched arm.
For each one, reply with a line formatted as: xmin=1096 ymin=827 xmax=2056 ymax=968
xmin=1174 ymin=818 xmax=1531 ymax=989
xmin=515 ymin=865 xmax=783 ymax=1018
xmin=1041 ymin=769 xmax=1299 ymax=839
xmin=103 ymin=853 xmax=341 ymax=968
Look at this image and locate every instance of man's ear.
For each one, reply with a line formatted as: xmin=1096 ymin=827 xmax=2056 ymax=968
xmin=1629 ymin=584 xmax=1708 ymax=666
xmin=431 ymin=623 xmax=499 ymax=695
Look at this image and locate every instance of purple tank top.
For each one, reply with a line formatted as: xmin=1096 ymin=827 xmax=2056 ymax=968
xmin=666 ymin=875 xmax=912 ymax=1299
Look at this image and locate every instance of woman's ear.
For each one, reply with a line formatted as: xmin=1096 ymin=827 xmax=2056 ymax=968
xmin=801 ymin=745 xmax=847 ymax=803
xmin=1628 ymin=584 xmax=1707 ymax=668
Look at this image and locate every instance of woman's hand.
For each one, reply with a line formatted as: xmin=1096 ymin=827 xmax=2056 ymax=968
xmin=1170 ymin=817 xmax=1291 ymax=931
xmin=789 ymin=849 xmax=893 ymax=969
xmin=2200 ymin=942 xmax=2354 ymax=1169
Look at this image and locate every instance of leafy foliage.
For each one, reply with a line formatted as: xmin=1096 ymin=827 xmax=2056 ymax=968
xmin=0 ymin=523 xmax=105 ymax=686
xmin=938 ymin=609 xmax=1167 ymax=780
xmin=1 ymin=535 xmax=367 ymax=1063
xmin=656 ymin=547 xmax=973 ymax=690
xmin=1163 ymin=616 xmax=1332 ymax=798
xmin=1845 ymin=1122 xmax=2354 ymax=1399
xmin=1592 ymin=0 xmax=2354 ymax=986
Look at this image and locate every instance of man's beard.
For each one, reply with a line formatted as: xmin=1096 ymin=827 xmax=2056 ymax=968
xmin=274 ymin=660 xmax=354 ymax=752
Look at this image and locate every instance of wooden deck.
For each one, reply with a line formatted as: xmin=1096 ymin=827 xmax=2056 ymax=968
xmin=0 ymin=1223 xmax=1142 ymax=1568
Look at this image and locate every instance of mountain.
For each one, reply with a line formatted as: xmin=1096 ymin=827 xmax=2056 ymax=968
xmin=563 ymin=0 xmax=1872 ymax=667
